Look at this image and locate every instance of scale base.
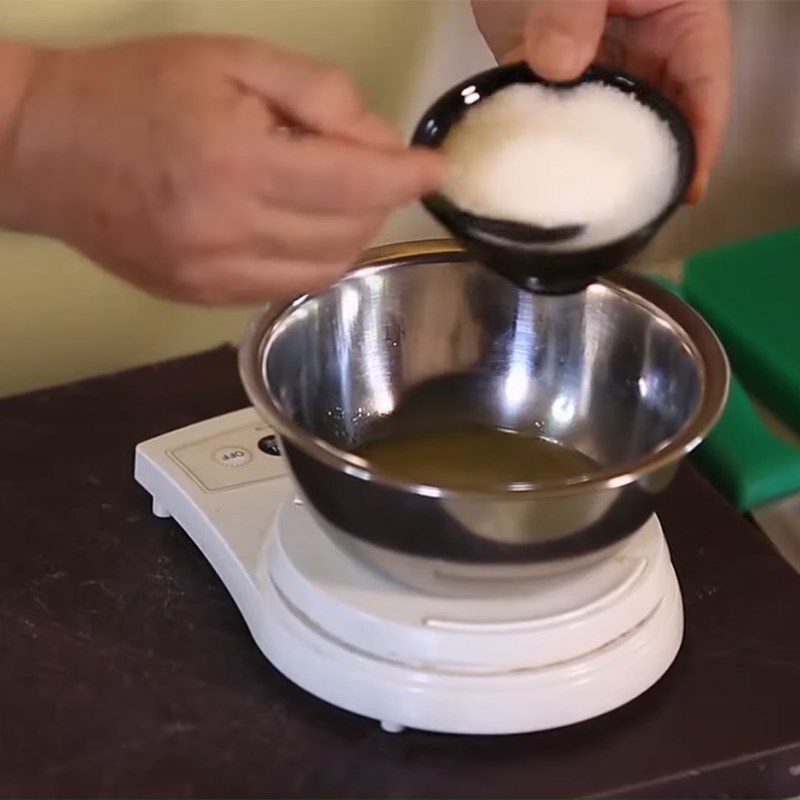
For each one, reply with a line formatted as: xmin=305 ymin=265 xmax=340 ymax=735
xmin=259 ymin=533 xmax=683 ymax=735
xmin=135 ymin=408 xmax=684 ymax=736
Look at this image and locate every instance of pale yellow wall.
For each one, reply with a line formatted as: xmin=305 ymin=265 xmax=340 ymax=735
xmin=0 ymin=0 xmax=438 ymax=397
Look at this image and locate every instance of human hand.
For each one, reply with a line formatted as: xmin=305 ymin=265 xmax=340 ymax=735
xmin=471 ymin=0 xmax=733 ymax=203
xmin=0 ymin=36 xmax=445 ymax=303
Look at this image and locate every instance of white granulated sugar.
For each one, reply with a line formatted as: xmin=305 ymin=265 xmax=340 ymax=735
xmin=443 ymin=83 xmax=679 ymax=248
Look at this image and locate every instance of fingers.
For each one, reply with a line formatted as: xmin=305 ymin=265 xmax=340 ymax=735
xmin=229 ymin=42 xmax=447 ymax=211
xmin=161 ymin=204 xmax=386 ymax=304
xmin=248 ymin=206 xmax=384 ymax=262
xmin=257 ymin=135 xmax=447 ymax=213
xmin=664 ymin=2 xmax=733 ymax=202
xmin=168 ymin=255 xmax=354 ymax=305
xmin=232 ymin=42 xmax=403 ymax=150
xmin=140 ymin=200 xmax=387 ymax=305
xmin=675 ymin=73 xmax=731 ymax=204
xmin=524 ymin=0 xmax=609 ymax=81
xmin=471 ymin=0 xmax=532 ymax=63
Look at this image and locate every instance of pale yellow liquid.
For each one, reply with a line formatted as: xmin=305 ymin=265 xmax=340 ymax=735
xmin=355 ymin=425 xmax=597 ymax=491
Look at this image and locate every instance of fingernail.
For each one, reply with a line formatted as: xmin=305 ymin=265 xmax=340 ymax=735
xmin=527 ymin=31 xmax=585 ymax=81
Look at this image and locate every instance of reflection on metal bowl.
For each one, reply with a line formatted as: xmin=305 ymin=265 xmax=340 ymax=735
xmin=240 ymin=241 xmax=728 ymax=595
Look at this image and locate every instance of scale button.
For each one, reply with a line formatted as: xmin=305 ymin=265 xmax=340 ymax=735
xmin=257 ymin=435 xmax=281 ymax=456
xmin=213 ymin=446 xmax=252 ymax=467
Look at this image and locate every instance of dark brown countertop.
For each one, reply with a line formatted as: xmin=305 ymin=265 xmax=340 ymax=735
xmin=2 ymin=346 xmax=800 ymax=799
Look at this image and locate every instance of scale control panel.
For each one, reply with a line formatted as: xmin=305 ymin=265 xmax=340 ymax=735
xmin=138 ymin=408 xmax=289 ymax=494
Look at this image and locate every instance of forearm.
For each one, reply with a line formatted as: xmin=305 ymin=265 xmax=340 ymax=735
xmin=0 ymin=40 xmax=43 ymax=230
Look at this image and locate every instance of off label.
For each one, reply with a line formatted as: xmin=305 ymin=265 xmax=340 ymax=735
xmin=213 ymin=446 xmax=252 ymax=467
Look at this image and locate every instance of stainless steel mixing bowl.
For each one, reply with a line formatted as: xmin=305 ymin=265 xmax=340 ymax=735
xmin=240 ymin=241 xmax=728 ymax=594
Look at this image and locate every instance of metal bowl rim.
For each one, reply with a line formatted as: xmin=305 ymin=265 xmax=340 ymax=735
xmin=238 ymin=240 xmax=729 ymax=500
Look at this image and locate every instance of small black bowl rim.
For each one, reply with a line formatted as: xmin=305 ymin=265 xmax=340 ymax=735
xmin=411 ymin=62 xmax=696 ymax=267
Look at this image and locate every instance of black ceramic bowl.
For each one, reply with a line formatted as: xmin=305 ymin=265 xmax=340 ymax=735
xmin=411 ymin=62 xmax=696 ymax=294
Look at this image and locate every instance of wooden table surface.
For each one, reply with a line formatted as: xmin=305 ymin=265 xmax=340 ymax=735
xmin=2 ymin=347 xmax=800 ymax=799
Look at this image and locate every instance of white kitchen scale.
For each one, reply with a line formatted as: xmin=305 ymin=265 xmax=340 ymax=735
xmin=134 ymin=408 xmax=684 ymax=736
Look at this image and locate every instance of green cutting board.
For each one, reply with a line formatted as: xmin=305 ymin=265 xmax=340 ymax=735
xmin=659 ymin=226 xmax=800 ymax=511
xmin=684 ymin=226 xmax=800 ymax=434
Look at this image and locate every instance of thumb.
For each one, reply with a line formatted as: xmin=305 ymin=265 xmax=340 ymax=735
xmin=524 ymin=0 xmax=609 ymax=82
